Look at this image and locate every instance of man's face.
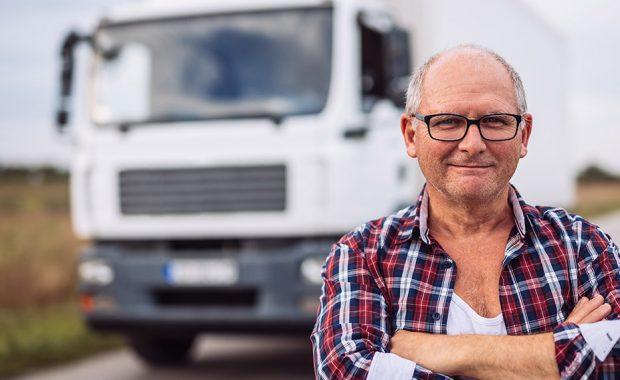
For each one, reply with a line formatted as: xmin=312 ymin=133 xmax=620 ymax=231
xmin=400 ymin=51 xmax=532 ymax=203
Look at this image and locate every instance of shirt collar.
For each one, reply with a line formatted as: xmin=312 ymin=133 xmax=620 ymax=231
xmin=509 ymin=185 xmax=527 ymax=237
xmin=404 ymin=184 xmax=528 ymax=244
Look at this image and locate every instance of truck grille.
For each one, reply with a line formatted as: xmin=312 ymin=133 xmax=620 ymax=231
xmin=119 ymin=165 xmax=286 ymax=215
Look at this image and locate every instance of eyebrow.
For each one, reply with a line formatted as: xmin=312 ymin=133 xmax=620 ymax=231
xmin=428 ymin=110 xmax=516 ymax=116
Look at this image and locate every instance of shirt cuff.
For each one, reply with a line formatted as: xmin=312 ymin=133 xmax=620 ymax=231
xmin=578 ymin=320 xmax=620 ymax=361
xmin=553 ymin=322 xmax=596 ymax=378
xmin=367 ymin=352 xmax=416 ymax=380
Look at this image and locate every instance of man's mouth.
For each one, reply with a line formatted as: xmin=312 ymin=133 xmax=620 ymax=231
xmin=449 ymin=164 xmax=493 ymax=168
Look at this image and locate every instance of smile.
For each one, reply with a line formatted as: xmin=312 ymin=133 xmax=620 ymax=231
xmin=450 ymin=164 xmax=492 ymax=168
xmin=449 ymin=164 xmax=493 ymax=172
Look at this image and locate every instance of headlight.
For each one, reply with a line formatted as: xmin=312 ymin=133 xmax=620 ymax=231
xmin=300 ymin=256 xmax=325 ymax=285
xmin=78 ymin=260 xmax=114 ymax=285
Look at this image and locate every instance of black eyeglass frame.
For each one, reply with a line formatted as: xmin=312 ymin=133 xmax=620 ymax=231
xmin=412 ymin=113 xmax=523 ymax=142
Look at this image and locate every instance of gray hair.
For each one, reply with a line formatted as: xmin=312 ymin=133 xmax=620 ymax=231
xmin=405 ymin=44 xmax=528 ymax=116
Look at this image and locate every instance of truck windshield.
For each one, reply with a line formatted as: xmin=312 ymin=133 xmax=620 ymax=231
xmin=92 ymin=8 xmax=333 ymax=125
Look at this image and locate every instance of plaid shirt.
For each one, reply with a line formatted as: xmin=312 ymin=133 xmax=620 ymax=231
xmin=311 ymin=185 xmax=620 ymax=379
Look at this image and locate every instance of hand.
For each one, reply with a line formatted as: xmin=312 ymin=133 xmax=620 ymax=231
xmin=565 ymin=294 xmax=611 ymax=324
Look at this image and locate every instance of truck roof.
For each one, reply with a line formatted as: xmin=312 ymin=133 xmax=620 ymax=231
xmin=102 ymin=0 xmax=343 ymax=25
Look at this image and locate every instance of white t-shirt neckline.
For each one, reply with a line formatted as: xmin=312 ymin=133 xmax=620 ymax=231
xmin=447 ymin=292 xmax=508 ymax=336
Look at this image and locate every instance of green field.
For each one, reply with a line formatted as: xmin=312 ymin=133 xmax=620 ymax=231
xmin=0 ymin=173 xmax=122 ymax=379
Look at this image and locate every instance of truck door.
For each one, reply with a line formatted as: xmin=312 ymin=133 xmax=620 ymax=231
xmin=350 ymin=11 xmax=418 ymax=213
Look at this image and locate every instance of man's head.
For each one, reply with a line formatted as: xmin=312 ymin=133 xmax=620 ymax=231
xmin=400 ymin=45 xmax=533 ymax=204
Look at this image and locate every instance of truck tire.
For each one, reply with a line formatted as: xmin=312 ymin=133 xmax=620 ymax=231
xmin=127 ymin=335 xmax=195 ymax=366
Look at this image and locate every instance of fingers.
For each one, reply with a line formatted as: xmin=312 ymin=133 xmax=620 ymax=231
xmin=566 ymin=295 xmax=603 ymax=323
xmin=580 ymin=303 xmax=612 ymax=324
xmin=565 ymin=294 xmax=612 ymax=324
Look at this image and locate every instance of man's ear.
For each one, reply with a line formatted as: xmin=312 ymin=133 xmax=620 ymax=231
xmin=400 ymin=114 xmax=418 ymax=158
xmin=519 ymin=113 xmax=533 ymax=158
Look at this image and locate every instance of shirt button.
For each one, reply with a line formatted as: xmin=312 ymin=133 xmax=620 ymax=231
xmin=432 ymin=312 xmax=441 ymax=321
xmin=442 ymin=262 xmax=453 ymax=269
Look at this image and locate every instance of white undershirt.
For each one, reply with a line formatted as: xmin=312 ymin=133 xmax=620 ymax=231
xmin=446 ymin=293 xmax=508 ymax=336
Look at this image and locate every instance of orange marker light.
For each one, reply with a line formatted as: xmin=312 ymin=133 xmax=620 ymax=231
xmin=80 ymin=294 xmax=96 ymax=312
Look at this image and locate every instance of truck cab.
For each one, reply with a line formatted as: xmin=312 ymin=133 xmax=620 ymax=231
xmin=58 ymin=0 xmax=416 ymax=364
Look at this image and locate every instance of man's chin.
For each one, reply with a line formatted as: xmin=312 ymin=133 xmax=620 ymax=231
xmin=441 ymin=178 xmax=506 ymax=203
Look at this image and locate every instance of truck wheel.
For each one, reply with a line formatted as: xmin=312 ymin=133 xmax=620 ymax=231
xmin=127 ymin=335 xmax=194 ymax=366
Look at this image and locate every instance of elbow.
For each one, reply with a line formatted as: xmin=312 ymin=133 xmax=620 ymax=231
xmin=311 ymin=331 xmax=376 ymax=380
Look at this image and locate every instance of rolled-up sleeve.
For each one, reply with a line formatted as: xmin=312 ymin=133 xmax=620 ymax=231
xmin=554 ymin=239 xmax=620 ymax=379
xmin=311 ymin=241 xmax=453 ymax=380
xmin=311 ymin=242 xmax=392 ymax=379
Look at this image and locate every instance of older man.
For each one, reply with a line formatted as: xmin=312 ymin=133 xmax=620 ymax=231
xmin=311 ymin=45 xmax=620 ymax=379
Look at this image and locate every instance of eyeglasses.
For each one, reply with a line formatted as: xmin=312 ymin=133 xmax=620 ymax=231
xmin=412 ymin=113 xmax=523 ymax=142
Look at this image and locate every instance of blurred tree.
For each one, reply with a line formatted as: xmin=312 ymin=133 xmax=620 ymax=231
xmin=577 ymin=164 xmax=620 ymax=183
xmin=0 ymin=165 xmax=68 ymax=184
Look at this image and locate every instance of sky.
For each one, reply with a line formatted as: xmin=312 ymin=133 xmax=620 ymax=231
xmin=0 ymin=0 xmax=619 ymax=174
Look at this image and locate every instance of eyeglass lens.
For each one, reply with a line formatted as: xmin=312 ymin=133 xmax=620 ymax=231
xmin=429 ymin=114 xmax=518 ymax=141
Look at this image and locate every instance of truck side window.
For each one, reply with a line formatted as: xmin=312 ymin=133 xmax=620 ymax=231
xmin=359 ymin=13 xmax=411 ymax=112
xmin=359 ymin=15 xmax=386 ymax=113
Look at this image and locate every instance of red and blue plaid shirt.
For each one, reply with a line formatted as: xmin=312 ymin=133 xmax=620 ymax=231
xmin=311 ymin=185 xmax=620 ymax=379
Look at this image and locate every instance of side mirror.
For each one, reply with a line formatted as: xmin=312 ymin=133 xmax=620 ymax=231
xmin=56 ymin=31 xmax=92 ymax=133
xmin=387 ymin=76 xmax=409 ymax=109
xmin=358 ymin=13 xmax=412 ymax=111
xmin=383 ymin=28 xmax=411 ymax=109
xmin=56 ymin=109 xmax=69 ymax=127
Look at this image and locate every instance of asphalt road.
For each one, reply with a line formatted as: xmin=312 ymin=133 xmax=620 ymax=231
xmin=12 ymin=334 xmax=315 ymax=380
xmin=12 ymin=212 xmax=620 ymax=380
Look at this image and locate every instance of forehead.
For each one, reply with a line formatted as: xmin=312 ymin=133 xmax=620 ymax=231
xmin=420 ymin=50 xmax=517 ymax=113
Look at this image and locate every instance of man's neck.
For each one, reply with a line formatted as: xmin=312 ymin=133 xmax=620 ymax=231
xmin=426 ymin=185 xmax=514 ymax=238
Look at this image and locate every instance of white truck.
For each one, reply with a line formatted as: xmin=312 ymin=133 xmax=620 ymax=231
xmin=57 ymin=0 xmax=571 ymax=365
xmin=58 ymin=0 xmax=416 ymax=365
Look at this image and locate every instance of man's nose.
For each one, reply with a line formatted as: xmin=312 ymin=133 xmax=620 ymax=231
xmin=457 ymin=123 xmax=486 ymax=154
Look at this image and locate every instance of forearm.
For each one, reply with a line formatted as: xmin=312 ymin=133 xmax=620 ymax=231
xmin=390 ymin=331 xmax=559 ymax=379
xmin=458 ymin=333 xmax=559 ymax=379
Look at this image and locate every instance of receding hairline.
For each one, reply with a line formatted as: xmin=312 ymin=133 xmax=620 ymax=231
xmin=424 ymin=48 xmax=516 ymax=105
xmin=405 ymin=44 xmax=528 ymax=115
xmin=431 ymin=47 xmax=508 ymax=74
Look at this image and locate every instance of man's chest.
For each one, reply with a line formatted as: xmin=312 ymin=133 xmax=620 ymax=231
xmin=451 ymin=259 xmax=503 ymax=317
xmin=440 ymin=238 xmax=506 ymax=317
xmin=376 ymin=239 xmax=574 ymax=335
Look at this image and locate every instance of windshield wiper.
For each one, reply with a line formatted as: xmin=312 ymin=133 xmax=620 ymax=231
xmin=112 ymin=112 xmax=287 ymax=132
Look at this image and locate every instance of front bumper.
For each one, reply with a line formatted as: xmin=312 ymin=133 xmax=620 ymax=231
xmin=80 ymin=238 xmax=331 ymax=335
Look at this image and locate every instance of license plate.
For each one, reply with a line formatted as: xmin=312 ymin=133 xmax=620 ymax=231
xmin=164 ymin=259 xmax=238 ymax=285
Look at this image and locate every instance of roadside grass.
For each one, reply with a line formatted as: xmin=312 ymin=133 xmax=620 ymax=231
xmin=0 ymin=182 xmax=79 ymax=309
xmin=0 ymin=178 xmax=124 ymax=378
xmin=0 ymin=300 xmax=123 ymax=379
